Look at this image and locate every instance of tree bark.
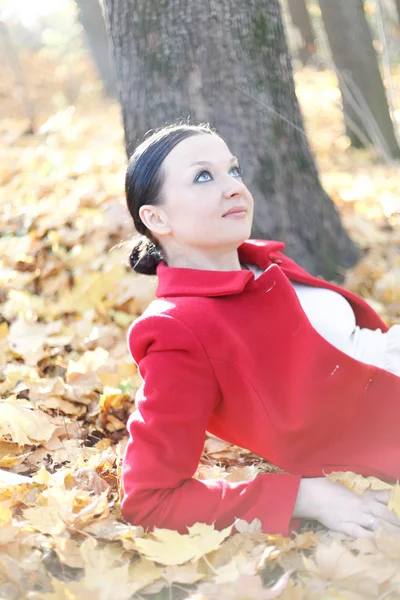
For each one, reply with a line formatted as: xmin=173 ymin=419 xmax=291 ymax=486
xmin=395 ymin=0 xmax=400 ymax=24
xmin=103 ymin=0 xmax=360 ymax=279
xmin=286 ymin=0 xmax=316 ymax=65
xmin=75 ymin=0 xmax=116 ymax=96
xmin=319 ymin=0 xmax=400 ymax=158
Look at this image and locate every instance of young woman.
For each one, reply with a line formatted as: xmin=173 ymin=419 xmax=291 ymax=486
xmin=120 ymin=123 xmax=400 ymax=540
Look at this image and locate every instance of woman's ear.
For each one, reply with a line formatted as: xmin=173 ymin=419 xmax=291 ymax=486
xmin=139 ymin=205 xmax=171 ymax=236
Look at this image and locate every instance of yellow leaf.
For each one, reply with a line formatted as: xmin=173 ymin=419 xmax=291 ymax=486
xmin=128 ymin=557 xmax=164 ymax=593
xmin=234 ymin=517 xmax=263 ymax=533
xmin=0 ymin=454 xmax=23 ymax=468
xmin=134 ymin=522 xmax=233 ymax=566
xmin=99 ymin=388 xmax=129 ymax=411
xmin=7 ymin=315 xmax=62 ymax=364
xmin=3 ymin=289 xmax=48 ymax=321
xmin=66 ymin=347 xmax=109 ymax=380
xmin=80 ymin=537 xmax=140 ymax=600
xmin=108 ymin=308 xmax=135 ymax=327
xmin=0 ymin=469 xmax=32 ymax=486
xmin=54 ymin=535 xmax=85 ymax=569
xmin=225 ymin=465 xmax=260 ymax=483
xmin=199 ymin=571 xmax=291 ymax=599
xmin=32 ymin=465 xmax=53 ymax=485
xmin=388 ymin=484 xmax=400 ymax=517
xmin=326 ymin=471 xmax=392 ymax=494
xmin=22 ymin=502 xmax=66 ymax=536
xmin=214 ymin=553 xmax=256 ymax=584
xmin=0 ymin=440 xmax=28 ymax=468
xmin=0 ymin=396 xmax=56 ymax=447
xmin=161 ymin=562 xmax=206 ymax=585
xmin=57 ymin=267 xmax=125 ymax=314
xmin=0 ymin=502 xmax=13 ymax=525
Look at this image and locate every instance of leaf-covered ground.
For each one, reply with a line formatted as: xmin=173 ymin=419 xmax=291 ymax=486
xmin=1 ymin=49 xmax=400 ymax=599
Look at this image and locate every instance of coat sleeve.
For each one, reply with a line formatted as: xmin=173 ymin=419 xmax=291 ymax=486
xmin=120 ymin=313 xmax=302 ymax=536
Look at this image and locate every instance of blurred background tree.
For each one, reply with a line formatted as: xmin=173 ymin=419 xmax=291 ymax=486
xmin=0 ymin=0 xmax=113 ymax=116
xmin=0 ymin=20 xmax=35 ymax=131
xmin=286 ymin=0 xmax=316 ymax=66
xmin=318 ymin=0 xmax=400 ymax=158
xmin=395 ymin=0 xmax=400 ymax=23
xmin=75 ymin=0 xmax=116 ymax=96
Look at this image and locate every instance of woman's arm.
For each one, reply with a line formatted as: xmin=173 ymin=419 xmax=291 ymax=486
xmin=121 ymin=313 xmax=302 ymax=535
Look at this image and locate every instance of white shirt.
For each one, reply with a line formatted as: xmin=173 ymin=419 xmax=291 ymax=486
xmin=243 ymin=263 xmax=386 ymax=369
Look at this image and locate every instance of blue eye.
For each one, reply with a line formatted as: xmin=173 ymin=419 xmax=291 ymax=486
xmin=194 ymin=165 xmax=243 ymax=183
xmin=230 ymin=165 xmax=243 ymax=177
xmin=194 ymin=170 xmax=212 ymax=183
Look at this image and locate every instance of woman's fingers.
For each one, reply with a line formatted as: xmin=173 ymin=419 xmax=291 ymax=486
xmin=359 ymin=513 xmax=379 ymax=531
xmin=375 ymin=519 xmax=400 ymax=534
xmin=373 ymin=490 xmax=390 ymax=504
xmin=341 ymin=522 xmax=376 ymax=539
xmin=372 ymin=503 xmax=400 ymax=528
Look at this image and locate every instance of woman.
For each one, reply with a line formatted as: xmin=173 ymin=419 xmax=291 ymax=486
xmin=120 ymin=123 xmax=400 ymax=540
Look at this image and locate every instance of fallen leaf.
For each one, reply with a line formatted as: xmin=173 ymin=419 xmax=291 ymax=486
xmin=0 ymin=396 xmax=56 ymax=447
xmin=326 ymin=471 xmax=392 ymax=494
xmin=134 ymin=522 xmax=233 ymax=566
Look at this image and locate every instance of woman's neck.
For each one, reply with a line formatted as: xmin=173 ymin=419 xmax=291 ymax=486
xmin=164 ymin=246 xmax=245 ymax=271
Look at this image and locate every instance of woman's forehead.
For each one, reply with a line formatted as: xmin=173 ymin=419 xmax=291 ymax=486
xmin=163 ymin=134 xmax=232 ymax=168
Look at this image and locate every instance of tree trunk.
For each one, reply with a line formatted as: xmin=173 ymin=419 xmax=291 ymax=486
xmin=396 ymin=0 xmax=400 ymax=23
xmin=103 ymin=0 xmax=360 ymax=280
xmin=286 ymin=0 xmax=316 ymax=65
xmin=0 ymin=21 xmax=35 ymax=131
xmin=75 ymin=0 xmax=116 ymax=96
xmin=319 ymin=0 xmax=400 ymax=158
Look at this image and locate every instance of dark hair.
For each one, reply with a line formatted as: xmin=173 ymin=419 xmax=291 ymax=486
xmin=126 ymin=123 xmax=217 ymax=275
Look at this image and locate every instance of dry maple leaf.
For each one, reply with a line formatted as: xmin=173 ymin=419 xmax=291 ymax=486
xmin=234 ymin=518 xmax=263 ymax=533
xmin=127 ymin=557 xmax=165 ymax=593
xmin=161 ymin=561 xmax=206 ymax=585
xmin=71 ymin=466 xmax=110 ymax=494
xmin=213 ymin=552 xmax=257 ymax=584
xmin=0 ymin=396 xmax=56 ymax=447
xmin=0 ymin=468 xmax=32 ymax=487
xmin=0 ymin=502 xmax=13 ymax=525
xmin=134 ymin=522 xmax=233 ymax=566
xmin=53 ymin=535 xmax=85 ymax=569
xmin=302 ymin=540 xmax=400 ymax=598
xmin=22 ymin=502 xmax=67 ymax=536
xmin=225 ymin=465 xmax=260 ymax=483
xmin=79 ymin=536 xmax=157 ymax=599
xmin=198 ymin=570 xmax=292 ymax=599
xmin=326 ymin=471 xmax=393 ymax=494
xmin=7 ymin=316 xmax=63 ymax=365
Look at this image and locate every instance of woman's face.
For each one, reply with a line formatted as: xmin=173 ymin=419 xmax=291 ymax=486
xmin=142 ymin=133 xmax=254 ymax=253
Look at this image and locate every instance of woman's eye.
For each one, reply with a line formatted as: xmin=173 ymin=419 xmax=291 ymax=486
xmin=230 ymin=165 xmax=243 ymax=177
xmin=194 ymin=165 xmax=243 ymax=182
xmin=194 ymin=170 xmax=212 ymax=182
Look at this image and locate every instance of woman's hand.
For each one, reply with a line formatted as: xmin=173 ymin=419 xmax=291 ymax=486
xmin=293 ymin=477 xmax=400 ymax=538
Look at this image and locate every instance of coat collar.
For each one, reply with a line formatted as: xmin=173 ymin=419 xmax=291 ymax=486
xmin=155 ymin=239 xmax=286 ymax=298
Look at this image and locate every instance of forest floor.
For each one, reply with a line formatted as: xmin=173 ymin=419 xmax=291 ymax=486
xmin=1 ymin=52 xmax=400 ymax=599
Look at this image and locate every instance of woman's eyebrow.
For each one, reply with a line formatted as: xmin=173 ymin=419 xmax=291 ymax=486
xmin=190 ymin=156 xmax=238 ymax=167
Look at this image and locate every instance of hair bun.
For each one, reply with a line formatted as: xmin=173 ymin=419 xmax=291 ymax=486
xmin=129 ymin=237 xmax=163 ymax=275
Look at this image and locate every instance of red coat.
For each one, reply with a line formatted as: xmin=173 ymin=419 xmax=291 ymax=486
xmin=121 ymin=239 xmax=400 ymax=537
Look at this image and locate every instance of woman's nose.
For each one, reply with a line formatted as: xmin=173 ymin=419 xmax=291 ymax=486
xmin=223 ymin=177 xmax=246 ymax=198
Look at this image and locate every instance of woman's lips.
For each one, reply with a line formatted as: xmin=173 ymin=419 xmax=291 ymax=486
xmin=223 ymin=210 xmax=247 ymax=219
